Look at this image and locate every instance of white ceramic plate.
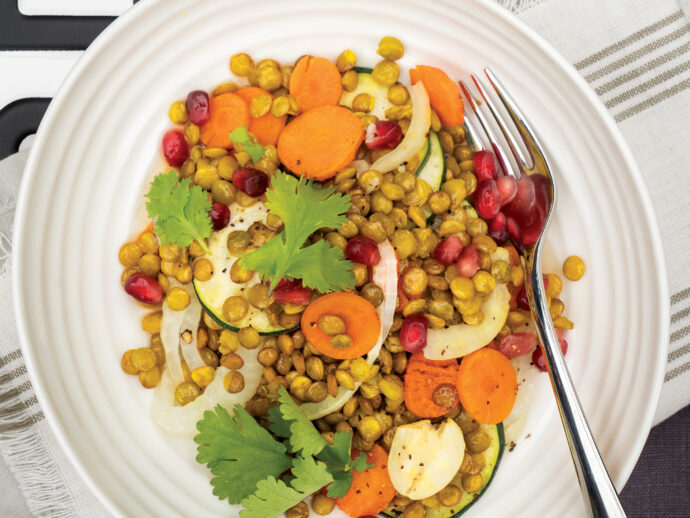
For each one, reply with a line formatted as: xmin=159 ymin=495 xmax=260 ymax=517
xmin=13 ymin=0 xmax=668 ymax=516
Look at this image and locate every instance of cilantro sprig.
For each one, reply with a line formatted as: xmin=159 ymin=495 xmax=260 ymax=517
xmin=195 ymin=387 xmax=372 ymax=518
xmin=239 ymin=171 xmax=355 ymax=293
xmin=229 ymin=125 xmax=264 ymax=163
xmin=145 ymin=170 xmax=212 ymax=253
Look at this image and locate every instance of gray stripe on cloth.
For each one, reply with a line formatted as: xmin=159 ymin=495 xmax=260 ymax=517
xmin=665 ymin=359 xmax=690 ymax=382
xmin=672 ymin=287 xmax=690 ymax=305
xmin=0 ymin=413 xmax=42 ymax=434
xmin=586 ymin=25 xmax=690 ymax=83
xmin=0 ymin=364 xmax=28 ymax=386
xmin=0 ymin=381 xmax=32 ymax=405
xmin=0 ymin=396 xmax=39 ymax=417
xmin=594 ymin=41 xmax=690 ymax=93
xmin=671 ymin=304 xmax=690 ymax=324
xmin=670 ymin=321 xmax=690 ymax=343
xmin=574 ymin=10 xmax=685 ymax=69
xmin=669 ymin=342 xmax=690 ymax=362
xmin=0 ymin=350 xmax=21 ymax=368
xmin=604 ymin=59 xmax=690 ymax=108
xmin=614 ymin=77 xmax=690 ymax=121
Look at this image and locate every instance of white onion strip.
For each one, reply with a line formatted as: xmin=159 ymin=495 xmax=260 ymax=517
xmin=370 ymin=82 xmax=431 ymax=174
xmin=178 ymin=284 xmax=205 ymax=372
xmin=302 ymin=239 xmax=398 ymax=419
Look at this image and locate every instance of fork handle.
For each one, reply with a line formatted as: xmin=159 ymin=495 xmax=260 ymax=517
xmin=525 ymin=264 xmax=627 ymax=518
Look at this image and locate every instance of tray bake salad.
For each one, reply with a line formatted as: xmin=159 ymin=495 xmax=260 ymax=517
xmin=117 ymin=36 xmax=586 ymax=518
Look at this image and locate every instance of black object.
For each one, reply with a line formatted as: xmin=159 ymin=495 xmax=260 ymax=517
xmin=0 ymin=98 xmax=50 ymax=160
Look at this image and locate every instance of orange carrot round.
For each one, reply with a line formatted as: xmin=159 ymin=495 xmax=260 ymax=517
xmin=409 ymin=65 xmax=464 ymax=126
xmin=277 ymin=105 xmax=364 ymax=180
xmin=337 ymin=444 xmax=396 ymax=517
xmin=289 ymin=55 xmax=342 ymax=112
xmin=404 ymin=352 xmax=460 ymax=418
xmin=301 ymin=292 xmax=380 ymax=360
xmin=456 ymin=347 xmax=518 ymax=424
xmin=200 ymin=93 xmax=249 ymax=148
xmin=234 ymin=86 xmax=286 ymax=146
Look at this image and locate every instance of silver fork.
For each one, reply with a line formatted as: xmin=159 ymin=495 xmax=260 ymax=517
xmin=459 ymin=69 xmax=626 ymax=518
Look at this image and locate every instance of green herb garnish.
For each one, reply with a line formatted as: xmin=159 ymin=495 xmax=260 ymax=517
xmin=195 ymin=387 xmax=372 ymax=517
xmin=239 ymin=171 xmax=355 ymax=293
xmin=145 ymin=170 xmax=212 ymax=253
xmin=229 ymin=124 xmax=265 ymax=163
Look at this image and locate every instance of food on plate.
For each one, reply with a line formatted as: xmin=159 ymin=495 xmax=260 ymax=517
xmin=117 ymin=35 xmax=586 ymax=517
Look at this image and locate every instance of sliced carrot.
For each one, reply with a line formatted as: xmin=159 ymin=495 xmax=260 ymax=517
xmin=289 ymin=55 xmax=342 ymax=112
xmin=409 ymin=65 xmax=464 ymax=126
xmin=337 ymin=444 xmax=396 ymax=517
xmin=404 ymin=352 xmax=460 ymax=418
xmin=200 ymin=93 xmax=249 ymax=148
xmin=456 ymin=347 xmax=518 ymax=424
xmin=277 ymin=105 xmax=364 ymax=180
xmin=301 ymin=292 xmax=380 ymax=360
xmin=234 ymin=86 xmax=286 ymax=146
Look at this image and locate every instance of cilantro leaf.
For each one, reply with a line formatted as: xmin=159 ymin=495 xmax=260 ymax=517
xmin=194 ymin=405 xmax=292 ymax=504
xmin=145 ymin=170 xmax=212 ymax=253
xmin=275 ymin=387 xmax=327 ymax=458
xmin=350 ymin=452 xmax=373 ymax=472
xmin=239 ymin=171 xmax=355 ymax=293
xmin=239 ymin=457 xmax=333 ymax=518
xmin=327 ymin=471 xmax=353 ymax=499
xmin=267 ymin=405 xmax=292 ymax=440
xmin=229 ymin=125 xmax=264 ymax=163
xmin=317 ymin=431 xmax=374 ymax=498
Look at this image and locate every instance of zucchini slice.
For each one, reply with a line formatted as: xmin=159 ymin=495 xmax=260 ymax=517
xmin=339 ymin=69 xmax=396 ymax=120
xmin=385 ymin=422 xmax=504 ymax=518
xmin=417 ymin=130 xmax=445 ymax=192
xmin=192 ymin=202 xmax=292 ymax=335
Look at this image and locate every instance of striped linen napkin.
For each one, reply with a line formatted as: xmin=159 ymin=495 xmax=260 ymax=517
xmin=1 ymin=0 xmax=689 ymax=515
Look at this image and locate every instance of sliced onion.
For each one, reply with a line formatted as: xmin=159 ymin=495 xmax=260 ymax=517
xmin=302 ymin=240 xmax=398 ymax=419
xmin=370 ymin=82 xmax=431 ymax=174
xmin=152 ymin=345 xmax=263 ymax=437
xmin=177 ymin=282 xmax=205 ymax=371
xmin=350 ymin=159 xmax=371 ymax=176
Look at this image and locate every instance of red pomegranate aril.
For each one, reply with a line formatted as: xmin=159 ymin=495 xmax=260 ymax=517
xmin=455 ymin=245 xmax=481 ymax=278
xmin=473 ymin=150 xmax=498 ymax=182
xmin=531 ymin=174 xmax=551 ymax=212
xmin=233 ymin=167 xmax=268 ymax=197
xmin=474 ymin=180 xmax=501 ymax=219
xmin=400 ymin=314 xmax=429 ymax=353
xmin=496 ymin=175 xmax=518 ymax=206
xmin=532 ymin=333 xmax=568 ymax=372
xmin=186 ymin=90 xmax=210 ymax=126
xmin=162 ymin=129 xmax=189 ymax=167
xmin=499 ymin=332 xmax=537 ymax=358
xmin=488 ymin=212 xmax=508 ymax=243
xmin=345 ymin=236 xmax=381 ymax=265
xmin=209 ymin=203 xmax=230 ymax=230
xmin=517 ymin=275 xmax=549 ymax=310
xmin=124 ymin=272 xmax=163 ymax=305
xmin=275 ymin=278 xmax=300 ymax=291
xmin=433 ymin=235 xmax=463 ymax=266
xmin=365 ymin=121 xmax=403 ymax=150
xmin=521 ymin=203 xmax=545 ymax=247
xmin=503 ymin=175 xmax=535 ymax=226
xmin=273 ymin=283 xmax=312 ymax=306
xmin=506 ymin=216 xmax=522 ymax=246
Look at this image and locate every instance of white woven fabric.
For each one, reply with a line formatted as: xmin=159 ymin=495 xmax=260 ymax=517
xmin=1 ymin=0 xmax=689 ymax=515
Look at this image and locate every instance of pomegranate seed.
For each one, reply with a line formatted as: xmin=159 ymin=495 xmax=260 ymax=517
xmin=488 ymin=212 xmax=508 ymax=243
xmin=209 ymin=203 xmax=230 ymax=231
xmin=186 ymin=90 xmax=210 ymax=126
xmin=273 ymin=282 xmax=312 ymax=306
xmin=521 ymin=204 xmax=545 ymax=247
xmin=345 ymin=236 xmax=381 ymax=265
xmin=233 ymin=167 xmax=268 ymax=197
xmin=531 ymin=174 xmax=551 ymax=212
xmin=517 ymin=275 xmax=549 ymax=310
xmin=365 ymin=121 xmax=403 ymax=150
xmin=497 ymin=175 xmax=518 ymax=206
xmin=532 ymin=334 xmax=568 ymax=372
xmin=400 ymin=314 xmax=429 ymax=353
xmin=162 ymin=130 xmax=188 ymax=167
xmin=455 ymin=245 xmax=481 ymax=278
xmin=503 ymin=175 xmax=535 ymax=226
xmin=507 ymin=216 xmax=522 ymax=245
xmin=474 ymin=180 xmax=501 ymax=219
xmin=499 ymin=332 xmax=537 ymax=358
xmin=433 ymin=236 xmax=463 ymax=266
xmin=124 ymin=273 xmax=162 ymax=305
xmin=473 ymin=150 xmax=498 ymax=182
xmin=275 ymin=278 xmax=300 ymax=291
